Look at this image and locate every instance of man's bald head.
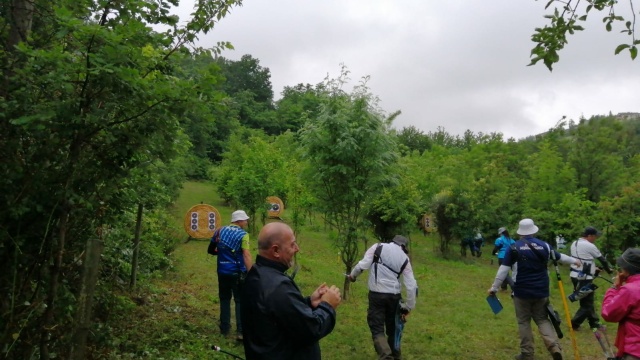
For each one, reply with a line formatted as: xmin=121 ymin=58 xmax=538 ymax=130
xmin=258 ymin=222 xmax=293 ymax=252
xmin=258 ymin=222 xmax=298 ymax=268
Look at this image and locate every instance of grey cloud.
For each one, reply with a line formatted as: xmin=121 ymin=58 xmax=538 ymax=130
xmin=177 ymin=0 xmax=639 ymax=139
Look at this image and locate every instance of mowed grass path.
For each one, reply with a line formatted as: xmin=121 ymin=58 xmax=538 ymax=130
xmin=130 ymin=181 xmax=616 ymax=359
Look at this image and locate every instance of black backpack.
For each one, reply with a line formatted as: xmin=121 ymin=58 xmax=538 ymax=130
xmin=207 ymin=228 xmax=222 ymax=256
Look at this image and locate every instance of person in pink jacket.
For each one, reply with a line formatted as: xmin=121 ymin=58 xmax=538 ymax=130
xmin=601 ymin=248 xmax=640 ymax=360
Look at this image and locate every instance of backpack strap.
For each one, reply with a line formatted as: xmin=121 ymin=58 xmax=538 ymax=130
xmin=522 ymin=239 xmax=550 ymax=265
xmin=373 ymin=243 xmax=383 ymax=281
xmin=373 ymin=243 xmax=409 ymax=280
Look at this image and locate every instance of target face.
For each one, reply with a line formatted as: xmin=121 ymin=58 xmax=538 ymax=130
xmin=422 ymin=214 xmax=434 ymax=232
xmin=266 ymin=196 xmax=284 ymax=218
xmin=183 ymin=204 xmax=221 ymax=239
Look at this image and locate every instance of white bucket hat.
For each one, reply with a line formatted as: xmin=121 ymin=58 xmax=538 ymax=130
xmin=516 ymin=218 xmax=539 ymax=236
xmin=231 ymin=210 xmax=250 ymax=223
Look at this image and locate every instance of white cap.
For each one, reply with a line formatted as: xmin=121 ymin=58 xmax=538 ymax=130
xmin=231 ymin=210 xmax=250 ymax=223
xmin=516 ymin=218 xmax=539 ymax=236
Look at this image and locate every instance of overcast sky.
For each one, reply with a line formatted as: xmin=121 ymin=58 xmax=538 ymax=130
xmin=175 ymin=1 xmax=639 ymax=139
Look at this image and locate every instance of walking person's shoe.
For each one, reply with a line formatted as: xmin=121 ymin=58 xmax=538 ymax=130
xmin=514 ymin=353 xmax=534 ymax=360
xmin=235 ymin=334 xmax=243 ymax=341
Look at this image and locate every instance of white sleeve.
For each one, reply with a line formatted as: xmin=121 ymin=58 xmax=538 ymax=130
xmin=350 ymin=244 xmax=378 ymax=279
xmin=401 ymin=261 xmax=417 ymax=309
xmin=490 ymin=265 xmax=511 ymax=290
xmin=559 ymin=253 xmax=579 ymax=265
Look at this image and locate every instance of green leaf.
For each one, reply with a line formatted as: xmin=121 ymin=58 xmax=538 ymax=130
xmin=631 ymin=46 xmax=638 ymax=60
xmin=615 ymin=44 xmax=630 ymax=55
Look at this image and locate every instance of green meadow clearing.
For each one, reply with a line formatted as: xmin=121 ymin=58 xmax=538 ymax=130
xmin=116 ymin=181 xmax=617 ymax=360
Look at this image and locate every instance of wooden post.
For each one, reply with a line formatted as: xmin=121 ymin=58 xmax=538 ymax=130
xmin=130 ymin=203 xmax=143 ymax=289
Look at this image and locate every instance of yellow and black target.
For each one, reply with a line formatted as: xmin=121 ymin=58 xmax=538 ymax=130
xmin=422 ymin=213 xmax=435 ymax=232
xmin=183 ymin=204 xmax=221 ymax=239
xmin=266 ymin=196 xmax=284 ymax=218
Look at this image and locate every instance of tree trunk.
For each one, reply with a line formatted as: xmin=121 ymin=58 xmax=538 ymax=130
xmin=2 ymin=0 xmax=34 ymax=98
xmin=130 ymin=203 xmax=143 ymax=289
xmin=40 ymin=208 xmax=69 ymax=359
xmin=70 ymin=238 xmax=104 ymax=360
xmin=7 ymin=0 xmax=34 ymax=49
xmin=342 ymin=276 xmax=352 ymax=301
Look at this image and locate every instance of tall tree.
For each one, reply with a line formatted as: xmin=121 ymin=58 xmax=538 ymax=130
xmin=299 ymin=70 xmax=398 ymax=299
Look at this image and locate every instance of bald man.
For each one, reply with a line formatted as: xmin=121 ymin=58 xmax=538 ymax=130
xmin=241 ymin=222 xmax=341 ymax=360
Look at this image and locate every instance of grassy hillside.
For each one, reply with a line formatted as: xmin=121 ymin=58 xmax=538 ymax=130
xmin=113 ymin=181 xmax=617 ymax=359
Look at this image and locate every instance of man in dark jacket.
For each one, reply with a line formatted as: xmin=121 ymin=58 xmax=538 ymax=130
xmin=241 ymin=222 xmax=341 ymax=360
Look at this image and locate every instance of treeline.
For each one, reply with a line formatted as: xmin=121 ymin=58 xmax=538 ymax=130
xmin=1 ymin=1 xmax=639 ymax=358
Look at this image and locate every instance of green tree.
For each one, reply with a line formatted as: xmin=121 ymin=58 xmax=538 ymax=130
xmin=0 ymin=0 xmax=242 ymax=357
xmin=530 ymin=0 xmax=639 ymax=70
xmin=396 ymin=125 xmax=432 ymax=155
xmin=568 ymin=119 xmax=625 ymax=202
xmin=523 ymin=141 xmax=576 ymax=210
xmin=299 ymin=70 xmax=398 ymax=299
xmin=275 ymin=83 xmax=326 ymax=133
xmin=215 ymin=131 xmax=287 ymax=234
xmin=599 ymin=183 xmax=640 ymax=253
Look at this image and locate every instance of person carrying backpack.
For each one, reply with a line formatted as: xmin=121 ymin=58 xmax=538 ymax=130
xmin=216 ymin=210 xmax=253 ymax=341
xmin=347 ymin=235 xmax=417 ymax=360
xmin=492 ymin=227 xmax=515 ymax=290
xmin=488 ymin=218 xmax=581 ymax=360
xmin=569 ymin=226 xmax=613 ymax=331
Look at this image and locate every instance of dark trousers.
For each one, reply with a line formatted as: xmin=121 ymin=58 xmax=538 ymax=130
xmin=570 ymin=277 xmax=600 ymax=329
xmin=367 ymin=291 xmax=401 ymax=358
xmin=218 ymin=273 xmax=243 ymax=334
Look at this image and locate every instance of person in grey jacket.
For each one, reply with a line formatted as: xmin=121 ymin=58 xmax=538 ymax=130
xmin=348 ymin=235 xmax=417 ymax=360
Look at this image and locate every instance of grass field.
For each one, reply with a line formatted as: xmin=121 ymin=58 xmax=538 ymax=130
xmin=115 ymin=181 xmax=618 ymax=360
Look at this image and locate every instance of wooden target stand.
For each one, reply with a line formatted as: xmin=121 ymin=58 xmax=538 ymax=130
xmin=183 ymin=204 xmax=222 ymax=242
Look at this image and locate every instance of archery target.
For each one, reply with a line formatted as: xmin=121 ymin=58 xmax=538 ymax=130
xmin=184 ymin=204 xmax=221 ymax=239
xmin=266 ymin=196 xmax=284 ymax=218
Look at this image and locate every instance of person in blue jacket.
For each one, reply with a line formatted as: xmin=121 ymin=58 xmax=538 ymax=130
xmin=488 ymin=218 xmax=581 ymax=360
xmin=492 ymin=227 xmax=515 ymax=290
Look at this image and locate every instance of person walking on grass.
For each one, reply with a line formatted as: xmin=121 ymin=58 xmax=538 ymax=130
xmin=569 ymin=226 xmax=613 ymax=331
xmin=241 ymin=222 xmax=341 ymax=360
xmin=488 ymin=218 xmax=581 ymax=360
xmin=492 ymin=226 xmax=515 ymax=291
xmin=217 ymin=210 xmax=253 ymax=341
xmin=601 ymin=248 xmax=640 ymax=360
xmin=348 ymin=235 xmax=417 ymax=360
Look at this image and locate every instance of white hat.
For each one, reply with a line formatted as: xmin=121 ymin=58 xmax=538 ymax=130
xmin=497 ymin=227 xmax=507 ymax=235
xmin=516 ymin=218 xmax=539 ymax=236
xmin=231 ymin=210 xmax=250 ymax=223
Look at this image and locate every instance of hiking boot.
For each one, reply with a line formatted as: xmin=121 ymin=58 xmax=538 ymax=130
xmin=552 ymin=352 xmax=563 ymax=360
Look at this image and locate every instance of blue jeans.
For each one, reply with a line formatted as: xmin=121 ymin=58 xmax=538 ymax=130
xmin=218 ymin=273 xmax=243 ymax=334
